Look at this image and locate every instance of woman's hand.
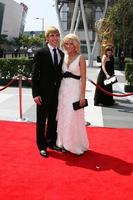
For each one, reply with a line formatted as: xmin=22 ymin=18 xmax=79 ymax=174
xmin=79 ymin=98 xmax=86 ymax=107
xmin=106 ymin=74 xmax=110 ymax=79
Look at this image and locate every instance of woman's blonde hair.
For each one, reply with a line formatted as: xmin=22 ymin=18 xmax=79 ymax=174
xmin=104 ymin=46 xmax=113 ymax=55
xmin=62 ymin=33 xmax=80 ymax=53
xmin=45 ymin=26 xmax=60 ymax=41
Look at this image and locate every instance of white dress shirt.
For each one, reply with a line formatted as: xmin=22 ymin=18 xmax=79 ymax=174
xmin=48 ymin=43 xmax=60 ymax=64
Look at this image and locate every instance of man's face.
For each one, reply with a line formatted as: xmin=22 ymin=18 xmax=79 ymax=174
xmin=47 ymin=32 xmax=60 ymax=48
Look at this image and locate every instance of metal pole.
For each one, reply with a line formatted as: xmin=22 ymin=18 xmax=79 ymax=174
xmin=74 ymin=10 xmax=80 ymax=34
xmin=16 ymin=74 xmax=29 ymax=122
xmin=70 ymin=0 xmax=80 ymax=33
xmin=42 ymin=17 xmax=44 ymax=34
xmin=80 ymin=0 xmax=91 ymax=66
xmin=18 ymin=74 xmax=23 ymax=120
xmin=55 ymin=0 xmax=64 ymax=38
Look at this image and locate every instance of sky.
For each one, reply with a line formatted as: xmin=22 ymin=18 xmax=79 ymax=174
xmin=14 ymin=0 xmax=59 ymax=31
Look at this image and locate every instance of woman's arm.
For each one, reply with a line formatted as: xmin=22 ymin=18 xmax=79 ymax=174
xmin=79 ymin=55 xmax=86 ymax=101
xmin=101 ymin=55 xmax=110 ymax=79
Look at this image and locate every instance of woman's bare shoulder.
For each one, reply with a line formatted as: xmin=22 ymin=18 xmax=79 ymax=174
xmin=79 ymin=54 xmax=85 ymax=61
xmin=102 ymin=54 xmax=107 ymax=62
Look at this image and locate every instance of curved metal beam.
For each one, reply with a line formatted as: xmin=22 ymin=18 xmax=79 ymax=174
xmin=80 ymin=0 xmax=91 ymax=66
xmin=74 ymin=10 xmax=80 ymax=34
xmin=70 ymin=0 xmax=80 ymax=33
xmin=55 ymin=0 xmax=64 ymax=38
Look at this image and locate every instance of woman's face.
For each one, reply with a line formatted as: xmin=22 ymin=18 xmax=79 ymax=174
xmin=106 ymin=49 xmax=113 ymax=57
xmin=64 ymin=39 xmax=76 ymax=54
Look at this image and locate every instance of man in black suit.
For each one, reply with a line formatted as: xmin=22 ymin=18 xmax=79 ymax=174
xmin=32 ymin=26 xmax=64 ymax=157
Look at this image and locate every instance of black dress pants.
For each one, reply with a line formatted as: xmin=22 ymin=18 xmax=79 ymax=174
xmin=36 ymin=89 xmax=58 ymax=150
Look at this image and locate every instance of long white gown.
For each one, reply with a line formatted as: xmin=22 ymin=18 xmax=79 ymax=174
xmin=56 ymin=54 xmax=89 ymax=155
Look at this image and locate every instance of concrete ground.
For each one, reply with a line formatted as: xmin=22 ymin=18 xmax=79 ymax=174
xmin=0 ymin=66 xmax=133 ymax=129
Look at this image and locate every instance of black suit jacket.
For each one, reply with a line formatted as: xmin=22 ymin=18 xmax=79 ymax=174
xmin=32 ymin=44 xmax=64 ymax=100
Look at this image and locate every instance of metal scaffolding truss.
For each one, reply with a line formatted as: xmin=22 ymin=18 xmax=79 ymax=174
xmin=55 ymin=0 xmax=110 ymax=66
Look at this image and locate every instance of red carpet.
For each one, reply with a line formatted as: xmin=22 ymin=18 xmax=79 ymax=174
xmin=0 ymin=121 xmax=133 ymax=200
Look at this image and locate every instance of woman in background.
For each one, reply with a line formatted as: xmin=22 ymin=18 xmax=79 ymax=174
xmin=94 ymin=46 xmax=115 ymax=106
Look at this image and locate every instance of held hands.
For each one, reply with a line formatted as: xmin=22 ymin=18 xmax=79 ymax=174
xmin=34 ymin=96 xmax=42 ymax=105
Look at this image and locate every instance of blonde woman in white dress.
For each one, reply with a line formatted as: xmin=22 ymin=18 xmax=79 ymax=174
xmin=56 ymin=33 xmax=90 ymax=155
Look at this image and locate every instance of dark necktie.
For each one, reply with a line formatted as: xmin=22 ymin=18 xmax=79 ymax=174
xmin=53 ymin=48 xmax=58 ymax=67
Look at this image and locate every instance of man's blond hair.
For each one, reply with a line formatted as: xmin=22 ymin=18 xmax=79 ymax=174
xmin=45 ymin=26 xmax=60 ymax=41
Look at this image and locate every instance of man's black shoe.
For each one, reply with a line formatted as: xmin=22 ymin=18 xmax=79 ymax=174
xmin=40 ymin=150 xmax=49 ymax=158
xmin=48 ymin=145 xmax=63 ymax=152
xmin=85 ymin=121 xmax=91 ymax=126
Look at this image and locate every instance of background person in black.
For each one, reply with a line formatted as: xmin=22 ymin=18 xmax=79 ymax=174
xmin=119 ymin=51 xmax=125 ymax=70
xmin=94 ymin=46 xmax=115 ymax=106
xmin=32 ymin=26 xmax=64 ymax=157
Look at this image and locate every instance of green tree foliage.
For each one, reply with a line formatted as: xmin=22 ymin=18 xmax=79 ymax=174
xmin=19 ymin=34 xmax=45 ymax=48
xmin=3 ymin=34 xmax=45 ymax=49
xmin=106 ymin=0 xmax=133 ymax=49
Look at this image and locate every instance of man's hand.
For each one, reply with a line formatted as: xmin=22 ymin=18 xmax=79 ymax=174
xmin=34 ymin=96 xmax=42 ymax=105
